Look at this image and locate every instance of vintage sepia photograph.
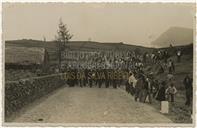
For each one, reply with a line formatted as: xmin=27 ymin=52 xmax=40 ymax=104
xmin=2 ymin=2 xmax=195 ymax=126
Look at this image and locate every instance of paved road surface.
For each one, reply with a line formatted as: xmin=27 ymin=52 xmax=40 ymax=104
xmin=10 ymin=86 xmax=172 ymax=123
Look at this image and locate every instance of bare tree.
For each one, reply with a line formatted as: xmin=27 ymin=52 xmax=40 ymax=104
xmin=55 ymin=18 xmax=73 ymax=72
xmin=55 ymin=18 xmax=73 ymax=48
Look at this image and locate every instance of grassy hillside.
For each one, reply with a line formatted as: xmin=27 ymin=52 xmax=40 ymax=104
xmin=6 ymin=40 xmax=58 ymax=65
xmin=5 ymin=40 xmax=153 ymax=66
xmin=145 ymin=52 xmax=193 ymax=123
xmin=5 ymin=39 xmax=153 ymax=51
xmin=5 ymin=39 xmax=193 ymax=67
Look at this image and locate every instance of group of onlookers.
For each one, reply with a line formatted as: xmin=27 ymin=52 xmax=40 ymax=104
xmin=125 ymin=49 xmax=193 ymax=108
xmin=126 ymin=70 xmax=192 ymax=108
xmin=61 ymin=48 xmax=192 ymax=108
xmin=126 ymin=71 xmax=177 ymax=104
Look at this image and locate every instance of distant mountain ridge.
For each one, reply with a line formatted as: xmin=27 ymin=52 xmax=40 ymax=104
xmin=151 ymin=27 xmax=193 ymax=48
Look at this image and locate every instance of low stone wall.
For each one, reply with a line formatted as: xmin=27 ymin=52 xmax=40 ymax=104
xmin=5 ymin=73 xmax=65 ymax=118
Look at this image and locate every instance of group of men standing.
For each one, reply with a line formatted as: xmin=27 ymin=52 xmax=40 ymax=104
xmin=64 ymin=68 xmax=129 ymax=89
xmin=126 ymin=72 xmax=158 ymax=104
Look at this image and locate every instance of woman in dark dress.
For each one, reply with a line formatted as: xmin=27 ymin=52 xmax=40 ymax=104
xmin=156 ymin=81 xmax=166 ymax=101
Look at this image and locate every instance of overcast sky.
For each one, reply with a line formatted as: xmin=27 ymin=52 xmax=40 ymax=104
xmin=3 ymin=3 xmax=195 ymax=47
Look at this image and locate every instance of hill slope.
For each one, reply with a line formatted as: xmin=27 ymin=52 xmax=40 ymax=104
xmin=151 ymin=27 xmax=193 ymax=48
xmin=5 ymin=40 xmax=152 ymax=51
xmin=5 ymin=40 xmax=153 ymax=65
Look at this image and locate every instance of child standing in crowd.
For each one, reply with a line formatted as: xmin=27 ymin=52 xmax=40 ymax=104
xmin=165 ymin=83 xmax=177 ymax=102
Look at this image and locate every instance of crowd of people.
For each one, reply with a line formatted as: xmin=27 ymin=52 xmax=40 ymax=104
xmin=126 ymin=70 xmax=179 ymax=104
xmin=124 ymin=49 xmax=192 ymax=107
xmin=60 ymin=48 xmax=193 ymax=107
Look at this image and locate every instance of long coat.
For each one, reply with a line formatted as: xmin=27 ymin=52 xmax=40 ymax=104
xmin=156 ymin=86 xmax=166 ymax=101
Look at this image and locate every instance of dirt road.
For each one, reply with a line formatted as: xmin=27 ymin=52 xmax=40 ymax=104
xmin=10 ymin=86 xmax=172 ymax=123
